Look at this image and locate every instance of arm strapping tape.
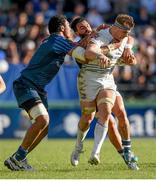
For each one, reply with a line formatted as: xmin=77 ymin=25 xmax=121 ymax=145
xmin=125 ymin=44 xmax=133 ymax=49
xmin=72 ymin=46 xmax=86 ymax=61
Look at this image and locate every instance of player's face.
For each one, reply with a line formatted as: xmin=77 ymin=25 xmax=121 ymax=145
xmin=113 ymin=26 xmax=129 ymax=41
xmin=63 ymin=20 xmax=72 ymax=39
xmin=76 ymin=20 xmax=92 ymax=37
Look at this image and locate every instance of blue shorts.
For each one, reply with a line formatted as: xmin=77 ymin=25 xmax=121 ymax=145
xmin=13 ymin=77 xmax=48 ymax=111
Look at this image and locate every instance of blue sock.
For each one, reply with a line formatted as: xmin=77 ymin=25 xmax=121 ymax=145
xmin=122 ymin=140 xmax=131 ymax=152
xmin=14 ymin=146 xmax=28 ymax=161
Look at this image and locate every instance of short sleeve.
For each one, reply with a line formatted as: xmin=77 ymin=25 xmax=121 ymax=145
xmin=54 ymin=38 xmax=76 ymax=54
xmin=90 ymin=32 xmax=105 ymax=48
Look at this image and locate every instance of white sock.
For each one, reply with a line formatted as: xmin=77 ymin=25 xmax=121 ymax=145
xmin=92 ymin=122 xmax=108 ymax=155
xmin=75 ymin=127 xmax=89 ymax=150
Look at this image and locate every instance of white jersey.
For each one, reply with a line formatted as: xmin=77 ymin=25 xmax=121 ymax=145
xmin=82 ymin=28 xmax=128 ymax=73
xmin=78 ymin=28 xmax=128 ymax=101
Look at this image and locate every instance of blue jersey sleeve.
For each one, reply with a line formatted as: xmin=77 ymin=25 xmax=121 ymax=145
xmin=54 ymin=39 xmax=76 ymax=54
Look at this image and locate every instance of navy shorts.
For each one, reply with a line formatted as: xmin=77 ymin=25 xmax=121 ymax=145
xmin=13 ymin=77 xmax=48 ymax=111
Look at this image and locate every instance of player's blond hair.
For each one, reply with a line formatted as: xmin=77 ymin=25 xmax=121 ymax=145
xmin=115 ymin=14 xmax=135 ymax=31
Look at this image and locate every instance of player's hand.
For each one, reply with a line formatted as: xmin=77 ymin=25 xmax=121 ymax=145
xmin=127 ymin=54 xmax=137 ymax=65
xmin=122 ymin=48 xmax=132 ymax=60
xmin=97 ymin=54 xmax=110 ymax=68
xmin=122 ymin=54 xmax=137 ymax=65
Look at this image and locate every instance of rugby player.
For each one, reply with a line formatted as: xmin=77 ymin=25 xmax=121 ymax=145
xmin=4 ymin=15 xmax=106 ymax=171
xmin=70 ymin=15 xmax=139 ymax=170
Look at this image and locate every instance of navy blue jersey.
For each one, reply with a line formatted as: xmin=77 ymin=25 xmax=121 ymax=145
xmin=21 ymin=34 xmax=75 ymax=89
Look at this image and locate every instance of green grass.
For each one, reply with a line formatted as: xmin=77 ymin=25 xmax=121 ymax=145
xmin=0 ymin=138 xmax=156 ymax=179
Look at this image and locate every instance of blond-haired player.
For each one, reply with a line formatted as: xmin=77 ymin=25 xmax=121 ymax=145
xmin=71 ymin=14 xmax=139 ymax=170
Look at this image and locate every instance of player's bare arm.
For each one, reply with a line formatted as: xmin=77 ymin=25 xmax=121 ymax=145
xmin=122 ymin=36 xmax=134 ymax=59
xmin=0 ymin=75 xmax=6 ymax=94
xmin=85 ymin=41 xmax=110 ymax=68
xmin=121 ymin=36 xmax=137 ymax=65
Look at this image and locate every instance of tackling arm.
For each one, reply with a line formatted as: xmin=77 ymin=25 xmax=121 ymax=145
xmin=68 ymin=37 xmax=121 ymax=65
xmin=67 ymin=35 xmax=95 ymax=64
xmin=68 ymin=46 xmax=87 ymax=63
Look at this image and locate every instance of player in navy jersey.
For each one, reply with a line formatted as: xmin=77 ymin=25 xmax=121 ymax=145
xmin=4 ymin=15 xmax=94 ymax=171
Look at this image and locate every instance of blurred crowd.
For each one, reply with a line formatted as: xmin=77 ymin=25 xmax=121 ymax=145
xmin=0 ymin=0 xmax=156 ymax=99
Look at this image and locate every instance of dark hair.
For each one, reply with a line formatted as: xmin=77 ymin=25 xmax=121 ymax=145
xmin=48 ymin=15 xmax=67 ymax=34
xmin=70 ymin=17 xmax=86 ymax=32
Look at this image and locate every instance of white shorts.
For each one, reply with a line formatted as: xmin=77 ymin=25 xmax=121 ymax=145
xmin=77 ymin=69 xmax=117 ymax=101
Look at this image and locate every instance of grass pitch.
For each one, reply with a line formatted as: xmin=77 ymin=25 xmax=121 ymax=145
xmin=0 ymin=138 xmax=156 ymax=179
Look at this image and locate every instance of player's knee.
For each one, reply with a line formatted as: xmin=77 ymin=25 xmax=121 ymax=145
xmin=79 ymin=121 xmax=89 ymax=131
xmin=41 ymin=115 xmax=49 ymax=126
xmin=35 ymin=115 xmax=49 ymax=130
xmin=99 ymin=104 xmax=112 ymax=119
xmin=79 ymin=113 xmax=94 ymax=130
xmin=82 ymin=113 xmax=94 ymax=123
xmin=98 ymin=97 xmax=113 ymax=115
xmin=81 ymin=106 xmax=96 ymax=116
xmin=98 ymin=110 xmax=111 ymax=124
xmin=106 ymin=105 xmax=112 ymax=115
xmin=29 ymin=103 xmax=49 ymax=127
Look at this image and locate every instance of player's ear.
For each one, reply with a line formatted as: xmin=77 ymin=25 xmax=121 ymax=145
xmin=60 ymin=25 xmax=65 ymax=32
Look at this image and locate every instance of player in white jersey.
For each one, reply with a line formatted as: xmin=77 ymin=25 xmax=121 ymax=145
xmin=85 ymin=14 xmax=137 ymax=167
xmin=70 ymin=15 xmax=139 ymax=170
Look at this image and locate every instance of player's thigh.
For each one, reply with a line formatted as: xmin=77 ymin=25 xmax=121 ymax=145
xmin=77 ymin=69 xmax=101 ymax=102
xmin=112 ymin=91 xmax=126 ymax=114
xmin=39 ymin=92 xmax=48 ymax=110
xmin=13 ymin=79 xmax=41 ymax=108
xmin=13 ymin=79 xmax=48 ymax=120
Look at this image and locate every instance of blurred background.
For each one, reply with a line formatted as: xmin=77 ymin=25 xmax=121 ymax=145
xmin=0 ymin=0 xmax=156 ymax=139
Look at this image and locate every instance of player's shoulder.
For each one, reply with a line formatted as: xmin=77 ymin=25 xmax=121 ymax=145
xmin=92 ymin=28 xmax=112 ymax=45
xmin=93 ymin=28 xmax=111 ymax=42
xmin=98 ymin=28 xmax=110 ymax=37
xmin=57 ymin=36 xmax=74 ymax=46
